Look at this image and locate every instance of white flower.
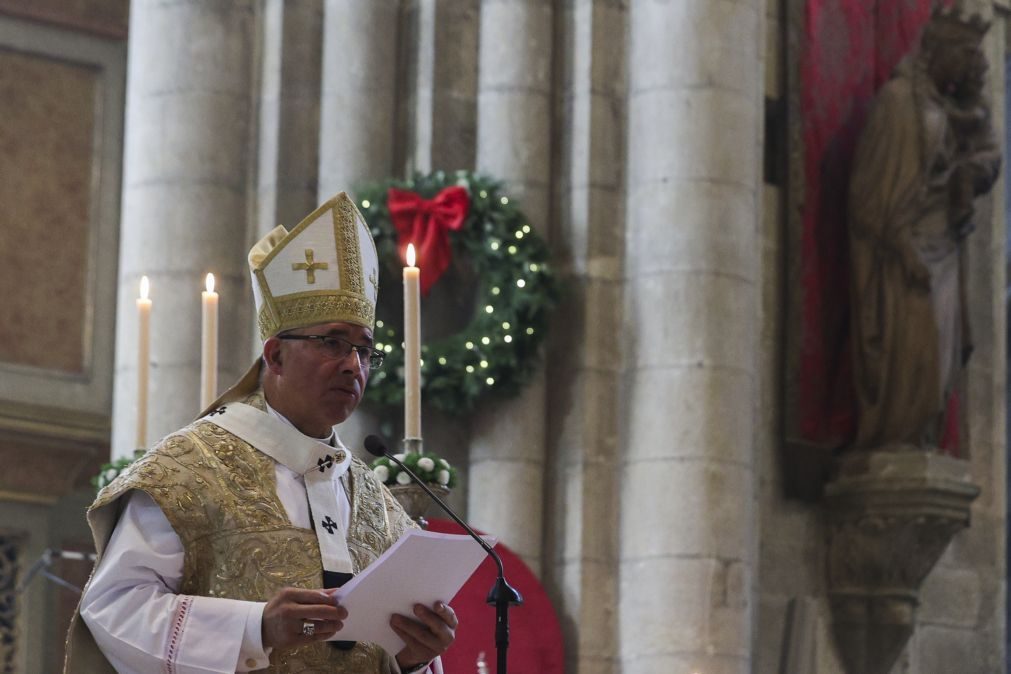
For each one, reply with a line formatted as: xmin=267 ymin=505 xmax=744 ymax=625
xmin=393 ymin=453 xmax=406 ymax=462
xmin=104 ymin=468 xmax=118 ymax=482
xmin=438 ymin=459 xmax=450 ymax=469
xmin=437 ymin=470 xmax=450 ymax=485
xmin=396 ymin=471 xmax=412 ymax=485
xmin=373 ymin=465 xmax=390 ymax=482
xmin=417 ymin=457 xmax=435 ymax=472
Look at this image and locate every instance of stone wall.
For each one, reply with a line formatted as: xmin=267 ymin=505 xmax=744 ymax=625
xmin=0 ymin=2 xmax=126 ymax=669
xmin=0 ymin=0 xmax=1005 ymax=671
xmin=104 ymin=1 xmax=1009 ymax=672
xmin=754 ymin=2 xmax=1008 ymax=673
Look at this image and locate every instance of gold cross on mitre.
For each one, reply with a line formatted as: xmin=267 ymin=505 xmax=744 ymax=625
xmin=292 ymin=248 xmax=328 ymax=284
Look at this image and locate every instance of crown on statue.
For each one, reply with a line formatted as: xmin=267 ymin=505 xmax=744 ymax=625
xmin=249 ymin=192 xmax=379 ymax=341
xmin=927 ymin=3 xmax=991 ymax=41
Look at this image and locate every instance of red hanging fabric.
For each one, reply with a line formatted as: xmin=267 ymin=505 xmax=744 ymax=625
xmin=795 ymin=0 xmax=945 ymax=449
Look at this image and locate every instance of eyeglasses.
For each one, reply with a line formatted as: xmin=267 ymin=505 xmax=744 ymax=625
xmin=278 ymin=334 xmax=385 ymax=368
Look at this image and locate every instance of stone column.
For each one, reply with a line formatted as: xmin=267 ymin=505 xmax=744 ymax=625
xmin=111 ymin=1 xmax=256 ymax=458
xmin=318 ymin=0 xmax=401 ymax=197
xmin=318 ymin=0 xmax=401 ymax=449
xmin=257 ymin=0 xmax=323 ymax=237
xmin=619 ymin=2 xmax=764 ymax=673
xmin=408 ymin=0 xmax=479 ymax=173
xmin=546 ymin=2 xmax=626 ymax=671
xmin=469 ymin=0 xmax=553 ymax=572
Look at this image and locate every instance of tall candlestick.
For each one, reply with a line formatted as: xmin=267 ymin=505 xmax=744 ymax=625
xmin=200 ymin=273 xmax=219 ymax=410
xmin=136 ymin=276 xmax=151 ymax=448
xmin=403 ymin=244 xmax=422 ymax=443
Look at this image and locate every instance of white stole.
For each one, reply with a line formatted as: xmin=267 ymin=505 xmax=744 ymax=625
xmin=202 ymin=402 xmax=354 ymax=575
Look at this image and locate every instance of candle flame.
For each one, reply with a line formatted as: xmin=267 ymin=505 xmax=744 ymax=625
xmin=205 ymin=272 xmax=215 ymax=293
xmin=140 ymin=275 xmax=150 ymax=300
xmin=406 ymin=243 xmax=416 ymax=267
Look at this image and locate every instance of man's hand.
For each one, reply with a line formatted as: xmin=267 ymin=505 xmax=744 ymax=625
xmin=261 ymin=587 xmax=348 ymax=650
xmin=391 ymin=601 xmax=458 ymax=670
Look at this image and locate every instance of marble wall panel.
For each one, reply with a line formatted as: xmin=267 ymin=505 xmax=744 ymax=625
xmin=0 ymin=16 xmax=123 ymax=417
xmin=0 ymin=49 xmax=95 ymax=375
xmin=0 ymin=0 xmax=128 ymax=38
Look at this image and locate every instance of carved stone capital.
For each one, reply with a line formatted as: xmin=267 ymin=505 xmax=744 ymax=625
xmin=824 ymin=448 xmax=979 ymax=674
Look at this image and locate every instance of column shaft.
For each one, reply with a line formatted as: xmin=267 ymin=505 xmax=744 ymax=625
xmin=546 ymin=1 xmax=626 ymax=672
xmin=469 ymin=0 xmax=554 ymax=573
xmin=408 ymin=0 xmax=479 ymax=173
xmin=257 ymin=0 xmax=323 ymax=237
xmin=112 ymin=0 xmax=257 ymax=457
xmin=620 ymin=1 xmax=764 ymax=672
xmin=318 ymin=0 xmax=401 ymax=197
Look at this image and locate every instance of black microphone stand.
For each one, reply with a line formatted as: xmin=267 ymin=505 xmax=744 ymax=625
xmin=17 ymin=548 xmax=96 ymax=594
xmin=369 ymin=439 xmax=523 ymax=674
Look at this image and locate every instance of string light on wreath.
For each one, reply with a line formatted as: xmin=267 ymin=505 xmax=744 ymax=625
xmin=355 ymin=171 xmax=559 ymax=413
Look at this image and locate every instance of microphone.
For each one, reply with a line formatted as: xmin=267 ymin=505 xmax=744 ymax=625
xmin=364 ymin=435 xmax=500 ymax=564
xmin=364 ymin=434 xmax=523 ymax=674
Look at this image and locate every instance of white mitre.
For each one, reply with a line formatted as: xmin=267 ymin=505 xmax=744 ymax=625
xmin=251 ymin=192 xmax=379 ymax=340
xmin=200 ymin=192 xmax=379 ymax=414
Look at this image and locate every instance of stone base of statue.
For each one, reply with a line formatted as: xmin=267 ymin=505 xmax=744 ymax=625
xmin=824 ymin=447 xmax=979 ymax=674
xmin=389 ymin=483 xmax=451 ymax=529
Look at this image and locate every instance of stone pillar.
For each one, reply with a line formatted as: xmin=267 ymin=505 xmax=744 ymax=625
xmin=619 ymin=2 xmax=764 ymax=673
xmin=111 ymin=1 xmax=256 ymax=458
xmin=257 ymin=0 xmax=323 ymax=237
xmin=407 ymin=0 xmax=479 ymax=173
xmin=546 ymin=2 xmax=626 ymax=671
xmin=318 ymin=0 xmax=401 ymax=450
xmin=318 ymin=0 xmax=400 ymax=198
xmin=469 ymin=0 xmax=553 ymax=572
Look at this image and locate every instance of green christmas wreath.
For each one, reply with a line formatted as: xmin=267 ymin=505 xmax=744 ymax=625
xmin=356 ymin=171 xmax=558 ymax=414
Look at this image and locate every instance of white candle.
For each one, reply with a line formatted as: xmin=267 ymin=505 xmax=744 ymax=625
xmin=200 ymin=273 xmax=219 ymax=410
xmin=136 ymin=276 xmax=151 ymax=448
xmin=403 ymin=244 xmax=422 ymax=442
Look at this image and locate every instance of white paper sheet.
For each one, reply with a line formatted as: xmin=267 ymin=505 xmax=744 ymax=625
xmin=327 ymin=528 xmax=495 ymax=655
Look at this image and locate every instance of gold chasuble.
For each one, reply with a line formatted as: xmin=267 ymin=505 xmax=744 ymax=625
xmin=65 ymin=390 xmax=416 ymax=673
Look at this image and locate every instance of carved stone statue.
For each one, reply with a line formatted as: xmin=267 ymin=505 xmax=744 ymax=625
xmin=848 ymin=7 xmax=1000 ymax=450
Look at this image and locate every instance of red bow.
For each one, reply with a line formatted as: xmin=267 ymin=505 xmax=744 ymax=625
xmin=388 ymin=186 xmax=470 ymax=295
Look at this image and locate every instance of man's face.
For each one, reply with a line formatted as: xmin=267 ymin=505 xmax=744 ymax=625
xmin=265 ymin=321 xmax=374 ymax=434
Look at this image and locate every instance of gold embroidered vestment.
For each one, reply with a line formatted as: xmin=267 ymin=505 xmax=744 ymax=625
xmin=70 ymin=392 xmax=415 ymax=673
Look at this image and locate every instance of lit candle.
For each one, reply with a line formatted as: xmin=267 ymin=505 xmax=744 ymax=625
xmin=136 ymin=276 xmax=151 ymax=448
xmin=403 ymin=244 xmax=422 ymax=442
xmin=200 ymin=273 xmax=219 ymax=410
